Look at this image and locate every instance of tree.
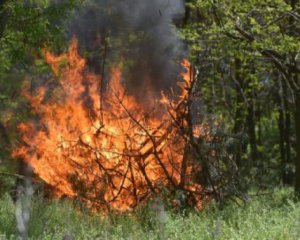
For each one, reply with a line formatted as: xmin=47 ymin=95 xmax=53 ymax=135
xmin=181 ymin=0 xmax=300 ymax=190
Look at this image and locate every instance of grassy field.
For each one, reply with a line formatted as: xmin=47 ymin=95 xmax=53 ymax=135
xmin=0 ymin=188 xmax=300 ymax=239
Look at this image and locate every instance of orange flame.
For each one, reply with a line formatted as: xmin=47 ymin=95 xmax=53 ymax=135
xmin=13 ymin=38 xmax=203 ymax=211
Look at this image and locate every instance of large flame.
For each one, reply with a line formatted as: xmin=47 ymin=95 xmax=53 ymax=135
xmin=13 ymin=38 xmax=203 ymax=211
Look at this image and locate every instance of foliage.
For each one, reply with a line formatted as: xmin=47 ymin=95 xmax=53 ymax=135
xmin=0 ymin=2 xmax=299 ymax=237
xmin=0 ymin=188 xmax=299 ymax=239
xmin=180 ymin=0 xmax=300 ymax=188
xmin=0 ymin=0 xmax=82 ymax=71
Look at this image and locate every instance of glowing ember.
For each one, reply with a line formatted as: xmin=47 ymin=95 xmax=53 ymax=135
xmin=13 ymin=38 xmax=203 ymax=211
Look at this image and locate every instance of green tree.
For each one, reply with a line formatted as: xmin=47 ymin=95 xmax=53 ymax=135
xmin=181 ymin=0 xmax=300 ymax=190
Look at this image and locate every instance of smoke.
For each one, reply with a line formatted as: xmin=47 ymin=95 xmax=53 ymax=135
xmin=69 ymin=0 xmax=186 ymax=101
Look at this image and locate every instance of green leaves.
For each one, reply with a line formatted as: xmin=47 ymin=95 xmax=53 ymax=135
xmin=183 ymin=0 xmax=299 ymax=59
xmin=0 ymin=0 xmax=81 ymax=71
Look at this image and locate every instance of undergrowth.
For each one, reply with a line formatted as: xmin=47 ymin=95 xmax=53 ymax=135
xmin=0 ymin=188 xmax=299 ymax=239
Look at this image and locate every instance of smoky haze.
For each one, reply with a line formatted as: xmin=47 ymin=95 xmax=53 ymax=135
xmin=69 ymin=0 xmax=186 ymax=102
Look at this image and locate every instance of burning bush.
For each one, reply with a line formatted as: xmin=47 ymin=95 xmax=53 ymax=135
xmin=12 ymin=38 xmax=208 ymax=211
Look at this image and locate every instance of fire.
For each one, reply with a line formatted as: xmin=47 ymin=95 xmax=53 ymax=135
xmin=13 ymin=38 xmax=203 ymax=211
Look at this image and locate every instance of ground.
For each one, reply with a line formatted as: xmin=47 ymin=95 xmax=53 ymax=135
xmin=0 ymin=188 xmax=299 ymax=240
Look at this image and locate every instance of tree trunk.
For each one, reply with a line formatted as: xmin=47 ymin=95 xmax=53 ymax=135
xmin=284 ymin=111 xmax=292 ymax=169
xmin=294 ymin=75 xmax=300 ymax=193
xmin=284 ymin=74 xmax=292 ymax=167
xmin=278 ymin=101 xmax=286 ymax=180
xmin=233 ymin=59 xmax=245 ymax=168
xmin=246 ymin=87 xmax=258 ymax=165
xmin=278 ymin=77 xmax=293 ymax=185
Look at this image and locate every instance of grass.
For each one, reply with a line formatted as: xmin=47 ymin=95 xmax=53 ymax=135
xmin=0 ymin=188 xmax=300 ymax=239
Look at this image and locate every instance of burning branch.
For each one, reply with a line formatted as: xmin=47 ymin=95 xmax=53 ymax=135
xmin=13 ymin=38 xmax=208 ymax=211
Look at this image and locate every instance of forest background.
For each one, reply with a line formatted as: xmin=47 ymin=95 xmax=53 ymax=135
xmin=0 ymin=0 xmax=300 ymax=239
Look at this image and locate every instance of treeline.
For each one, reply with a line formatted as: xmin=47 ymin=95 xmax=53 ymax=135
xmin=180 ymin=0 xmax=300 ymax=192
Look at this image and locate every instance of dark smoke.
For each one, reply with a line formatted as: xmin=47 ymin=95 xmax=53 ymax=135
xmin=69 ymin=0 xmax=186 ymax=102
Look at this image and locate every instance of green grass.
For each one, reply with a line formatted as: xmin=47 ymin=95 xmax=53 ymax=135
xmin=1 ymin=188 xmax=300 ymax=239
